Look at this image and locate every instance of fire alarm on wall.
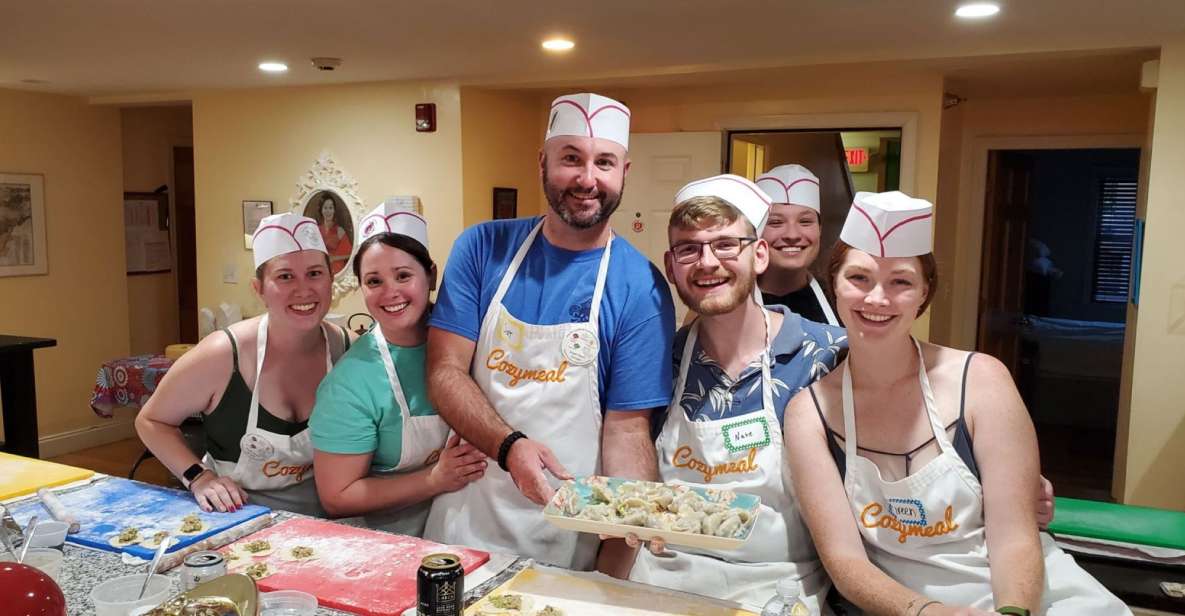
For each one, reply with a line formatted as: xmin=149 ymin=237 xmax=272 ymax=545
xmin=415 ymin=103 xmax=436 ymax=132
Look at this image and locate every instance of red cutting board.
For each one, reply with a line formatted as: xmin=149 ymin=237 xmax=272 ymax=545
xmin=221 ymin=518 xmax=489 ymax=616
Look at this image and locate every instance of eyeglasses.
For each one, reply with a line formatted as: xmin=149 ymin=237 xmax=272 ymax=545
xmin=669 ymin=237 xmax=758 ymax=264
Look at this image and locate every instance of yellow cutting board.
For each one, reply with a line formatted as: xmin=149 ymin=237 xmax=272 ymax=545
xmin=467 ymin=566 xmax=758 ymax=616
xmin=0 ymin=452 xmax=94 ymax=501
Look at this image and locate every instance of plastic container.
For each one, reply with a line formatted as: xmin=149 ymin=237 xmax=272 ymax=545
xmin=260 ymin=590 xmax=318 ymax=616
xmin=90 ymin=573 xmax=173 ymax=616
xmin=0 ymin=547 xmax=64 ymax=582
xmin=27 ymin=520 xmax=70 ymax=548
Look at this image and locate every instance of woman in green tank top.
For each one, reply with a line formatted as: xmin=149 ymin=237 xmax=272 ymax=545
xmin=310 ymin=203 xmax=486 ymax=536
xmin=136 ymin=212 xmax=352 ymax=516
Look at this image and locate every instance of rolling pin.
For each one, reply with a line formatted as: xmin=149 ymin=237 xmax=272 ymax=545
xmin=36 ymin=488 xmax=80 ymax=533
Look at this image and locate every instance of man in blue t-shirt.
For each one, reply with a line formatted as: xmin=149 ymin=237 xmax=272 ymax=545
xmin=423 ymin=93 xmax=675 ymax=572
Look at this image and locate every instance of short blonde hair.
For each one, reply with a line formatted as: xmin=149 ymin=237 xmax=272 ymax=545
xmin=669 ymin=196 xmax=756 ymax=236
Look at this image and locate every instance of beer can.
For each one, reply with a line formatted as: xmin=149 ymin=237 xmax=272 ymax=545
xmin=182 ymin=550 xmax=227 ymax=590
xmin=417 ymin=552 xmax=464 ymax=616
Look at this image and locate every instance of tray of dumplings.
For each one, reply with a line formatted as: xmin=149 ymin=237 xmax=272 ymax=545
xmin=543 ymin=476 xmax=760 ymax=551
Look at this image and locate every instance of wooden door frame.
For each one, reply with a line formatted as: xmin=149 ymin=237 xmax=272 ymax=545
xmin=168 ymin=139 xmax=195 ymax=342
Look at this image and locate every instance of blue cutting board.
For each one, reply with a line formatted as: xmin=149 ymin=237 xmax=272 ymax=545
xmin=8 ymin=477 xmax=270 ymax=558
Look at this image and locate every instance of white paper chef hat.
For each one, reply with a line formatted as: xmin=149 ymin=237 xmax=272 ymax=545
xmin=755 ymin=164 xmax=821 ymax=212
xmin=252 ymin=212 xmax=328 ymax=269
xmin=545 ymin=93 xmax=631 ymax=150
xmin=839 ymin=191 xmax=934 ymax=258
xmin=357 ymin=197 xmax=429 ymax=250
xmin=673 ymin=174 xmax=772 ymax=233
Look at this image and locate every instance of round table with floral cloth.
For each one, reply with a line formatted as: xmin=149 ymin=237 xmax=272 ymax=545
xmin=89 ymin=354 xmax=175 ymax=417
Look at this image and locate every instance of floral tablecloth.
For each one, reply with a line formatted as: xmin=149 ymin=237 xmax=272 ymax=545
xmin=89 ymin=354 xmax=175 ymax=417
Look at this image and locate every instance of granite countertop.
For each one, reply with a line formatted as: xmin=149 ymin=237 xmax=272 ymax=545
xmin=55 ymin=510 xmax=523 ymax=615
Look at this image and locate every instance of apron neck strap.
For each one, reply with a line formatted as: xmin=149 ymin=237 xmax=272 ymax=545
xmin=840 ymin=337 xmax=955 ymax=464
xmin=913 ymin=338 xmax=956 ymax=455
xmin=808 ymin=277 xmax=839 ymax=326
xmin=373 ymin=324 xmax=413 ymax=421
xmin=248 ymin=314 xmax=331 ymax=429
xmin=489 ymin=218 xmax=614 ymax=328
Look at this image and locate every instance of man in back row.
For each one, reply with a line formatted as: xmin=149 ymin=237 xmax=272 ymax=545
xmin=423 ymin=93 xmax=676 ymax=571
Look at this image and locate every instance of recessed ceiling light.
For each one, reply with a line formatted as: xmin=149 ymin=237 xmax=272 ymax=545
xmin=258 ymin=62 xmax=288 ymax=73
xmin=955 ymin=3 xmax=1000 ymax=18
xmin=542 ymin=38 xmax=575 ymax=52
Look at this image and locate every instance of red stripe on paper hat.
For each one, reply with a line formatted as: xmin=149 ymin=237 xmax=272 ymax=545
xmin=839 ymin=191 xmax=933 ymax=258
xmin=252 ymin=213 xmax=328 ymax=269
xmin=546 ymin=93 xmax=630 ymax=150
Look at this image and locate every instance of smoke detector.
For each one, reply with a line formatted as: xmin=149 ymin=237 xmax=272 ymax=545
xmin=311 ymin=57 xmax=342 ymax=71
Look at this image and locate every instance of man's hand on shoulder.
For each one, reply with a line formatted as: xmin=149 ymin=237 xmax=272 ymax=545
xmin=505 ymin=438 xmax=572 ymax=506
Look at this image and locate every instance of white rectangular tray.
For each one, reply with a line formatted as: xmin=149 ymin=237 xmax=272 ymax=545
xmin=543 ymin=476 xmax=760 ymax=552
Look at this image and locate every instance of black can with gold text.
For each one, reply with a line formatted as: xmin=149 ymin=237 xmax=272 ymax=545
xmin=417 ymin=552 xmax=463 ymax=616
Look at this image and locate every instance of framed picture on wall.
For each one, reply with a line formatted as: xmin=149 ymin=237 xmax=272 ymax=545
xmin=0 ymin=173 xmax=48 ymax=277
xmin=243 ymin=200 xmax=273 ymax=249
xmin=493 ymin=187 xmax=517 ymax=220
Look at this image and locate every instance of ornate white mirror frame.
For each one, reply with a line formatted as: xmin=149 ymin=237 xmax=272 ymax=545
xmin=289 ymin=151 xmax=366 ymax=301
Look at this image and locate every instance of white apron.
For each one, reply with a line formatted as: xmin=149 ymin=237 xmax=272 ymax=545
xmin=842 ymin=340 xmax=1130 ymax=614
xmin=424 ymin=220 xmax=610 ymax=570
xmin=363 ymin=325 xmax=451 ymax=536
xmin=807 ymin=277 xmax=839 ymax=326
xmin=630 ymin=309 xmax=830 ymax=612
xmin=204 ymin=315 xmax=328 ymax=509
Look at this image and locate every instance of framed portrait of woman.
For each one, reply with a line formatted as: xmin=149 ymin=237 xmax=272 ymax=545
xmin=301 ymin=190 xmax=355 ymax=276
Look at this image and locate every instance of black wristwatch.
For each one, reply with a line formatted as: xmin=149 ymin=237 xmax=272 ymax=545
xmin=182 ymin=463 xmax=209 ymax=487
xmin=997 ymin=607 xmax=1030 ymax=616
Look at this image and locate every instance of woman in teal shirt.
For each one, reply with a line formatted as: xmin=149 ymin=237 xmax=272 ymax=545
xmin=311 ymin=202 xmax=487 ymax=536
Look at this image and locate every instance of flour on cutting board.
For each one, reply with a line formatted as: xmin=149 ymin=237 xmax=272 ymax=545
xmin=227 ymin=521 xmax=478 ymax=581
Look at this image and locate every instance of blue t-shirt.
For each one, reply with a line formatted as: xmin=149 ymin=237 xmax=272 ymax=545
xmin=663 ymin=305 xmax=848 ymax=430
xmin=431 ymin=217 xmax=676 ymax=412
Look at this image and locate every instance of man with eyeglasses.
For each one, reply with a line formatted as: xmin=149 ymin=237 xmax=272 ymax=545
xmin=626 ymin=174 xmax=847 ymax=611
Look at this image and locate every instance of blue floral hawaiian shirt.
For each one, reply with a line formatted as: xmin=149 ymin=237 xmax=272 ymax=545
xmin=663 ymin=304 xmax=848 ymax=430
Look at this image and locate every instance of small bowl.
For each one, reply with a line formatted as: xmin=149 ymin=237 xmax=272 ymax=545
xmin=27 ymin=520 xmax=70 ymax=548
xmin=260 ymin=589 xmax=318 ymax=616
xmin=90 ymin=573 xmax=173 ymax=616
xmin=0 ymin=548 xmax=63 ymax=582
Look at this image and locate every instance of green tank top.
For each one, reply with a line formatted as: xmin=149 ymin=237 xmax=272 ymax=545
xmin=205 ymin=327 xmax=349 ymax=463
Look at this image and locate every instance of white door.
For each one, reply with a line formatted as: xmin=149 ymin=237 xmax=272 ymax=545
xmin=612 ymin=132 xmax=724 ymax=324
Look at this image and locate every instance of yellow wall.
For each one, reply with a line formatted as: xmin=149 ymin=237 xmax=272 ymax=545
xmin=121 ymin=106 xmax=192 ymax=355
xmin=191 ymin=81 xmax=464 ymax=321
xmin=459 ymin=88 xmax=543 ymax=226
xmin=934 ymin=92 xmax=1150 ymax=347
xmin=1118 ymin=39 xmax=1185 ymax=509
xmin=0 ymin=88 xmax=130 ymax=445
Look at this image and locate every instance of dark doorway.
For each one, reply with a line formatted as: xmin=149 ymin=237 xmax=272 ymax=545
xmin=978 ymin=148 xmax=1139 ymax=501
xmin=173 ymin=146 xmax=197 ymax=343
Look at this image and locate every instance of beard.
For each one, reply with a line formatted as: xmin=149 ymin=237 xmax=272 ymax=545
xmin=676 ymin=267 xmax=756 ymax=317
xmin=542 ymin=163 xmax=625 ymax=229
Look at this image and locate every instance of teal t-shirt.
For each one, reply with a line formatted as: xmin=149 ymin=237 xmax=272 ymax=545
xmin=310 ymin=330 xmax=438 ymax=472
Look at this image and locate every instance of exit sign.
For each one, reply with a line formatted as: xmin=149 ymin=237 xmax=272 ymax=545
xmin=845 ymin=147 xmax=870 ymax=172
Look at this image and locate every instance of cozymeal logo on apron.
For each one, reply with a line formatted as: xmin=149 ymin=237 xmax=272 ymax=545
xmin=860 ymin=497 xmax=960 ymax=544
xmin=262 ymin=461 xmax=313 ymax=482
xmin=671 ymin=417 xmax=770 ymax=483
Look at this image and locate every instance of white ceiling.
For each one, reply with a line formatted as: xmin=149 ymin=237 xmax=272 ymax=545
xmin=1 ymin=0 xmax=1181 ymax=97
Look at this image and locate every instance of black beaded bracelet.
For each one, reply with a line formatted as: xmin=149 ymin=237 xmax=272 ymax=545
xmin=497 ymin=431 xmax=528 ymax=472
